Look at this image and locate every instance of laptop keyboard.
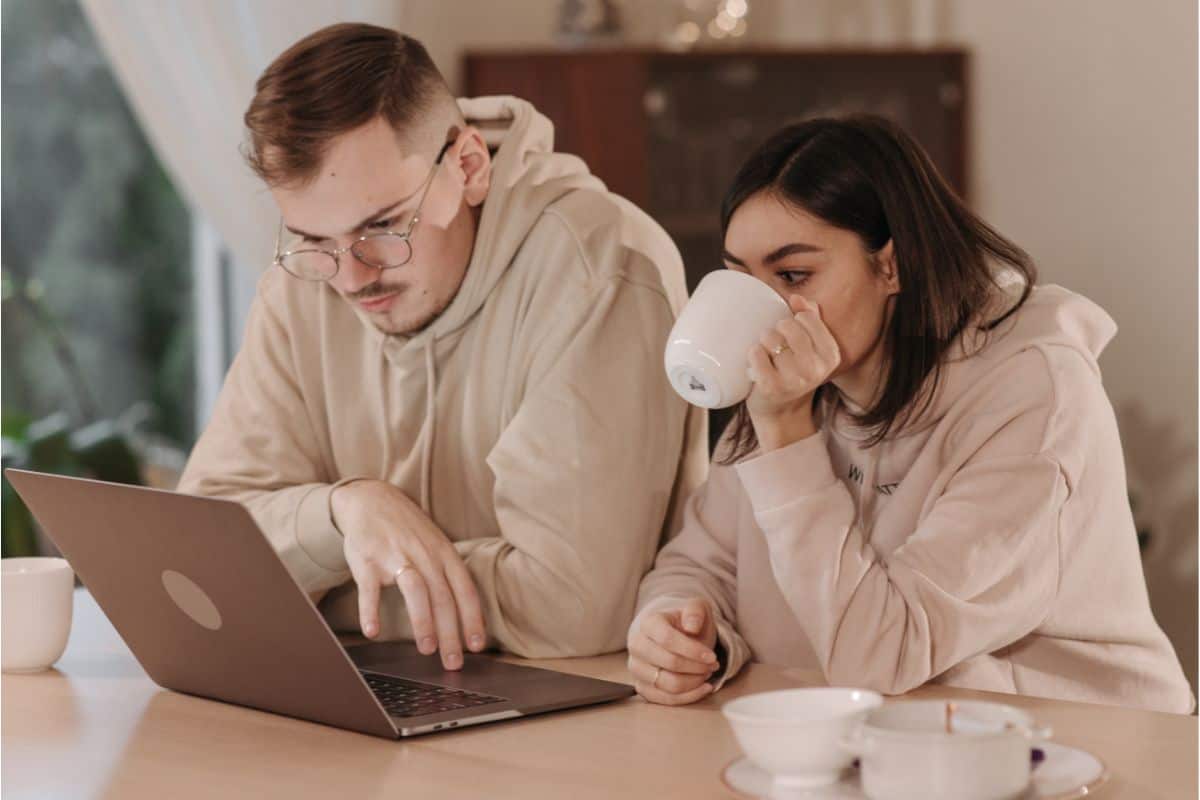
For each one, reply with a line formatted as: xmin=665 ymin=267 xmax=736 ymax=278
xmin=361 ymin=671 xmax=507 ymax=719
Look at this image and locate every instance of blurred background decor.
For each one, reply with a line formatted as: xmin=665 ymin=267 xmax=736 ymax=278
xmin=2 ymin=0 xmax=1194 ymax=694
xmin=660 ymin=0 xmax=751 ymax=50
xmin=557 ymin=0 xmax=623 ymax=46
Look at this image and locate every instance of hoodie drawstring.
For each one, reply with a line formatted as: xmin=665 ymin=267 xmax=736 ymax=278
xmin=419 ymin=337 xmax=438 ymax=514
xmin=378 ymin=338 xmax=393 ymax=476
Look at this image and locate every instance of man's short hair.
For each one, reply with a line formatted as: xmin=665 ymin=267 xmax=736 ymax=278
xmin=244 ymin=23 xmax=459 ymax=187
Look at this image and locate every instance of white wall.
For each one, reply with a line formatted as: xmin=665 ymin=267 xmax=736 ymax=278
xmin=950 ymin=2 xmax=1197 ymax=443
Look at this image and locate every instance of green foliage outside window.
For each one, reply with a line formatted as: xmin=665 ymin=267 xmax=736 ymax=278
xmin=2 ymin=0 xmax=194 ymax=556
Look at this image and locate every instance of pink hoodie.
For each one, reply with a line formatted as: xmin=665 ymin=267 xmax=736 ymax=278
xmin=635 ymin=283 xmax=1194 ymax=713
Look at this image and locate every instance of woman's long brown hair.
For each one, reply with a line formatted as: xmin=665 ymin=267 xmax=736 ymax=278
xmin=718 ymin=115 xmax=1036 ymax=463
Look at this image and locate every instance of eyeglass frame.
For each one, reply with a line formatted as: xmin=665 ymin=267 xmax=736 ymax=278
xmin=272 ymin=140 xmax=453 ymax=282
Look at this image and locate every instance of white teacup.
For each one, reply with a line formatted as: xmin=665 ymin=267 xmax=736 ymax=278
xmin=722 ymin=688 xmax=884 ymax=788
xmin=664 ymin=269 xmax=793 ymax=409
xmin=844 ymin=700 xmax=1051 ymax=800
xmin=2 ymin=557 xmax=75 ymax=673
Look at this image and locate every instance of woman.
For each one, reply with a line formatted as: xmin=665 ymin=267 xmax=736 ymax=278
xmin=628 ymin=115 xmax=1193 ymax=713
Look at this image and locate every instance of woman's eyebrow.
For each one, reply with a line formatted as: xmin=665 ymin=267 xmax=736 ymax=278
xmin=763 ymin=242 xmax=823 ymax=264
xmin=722 ymin=243 xmax=822 ymax=266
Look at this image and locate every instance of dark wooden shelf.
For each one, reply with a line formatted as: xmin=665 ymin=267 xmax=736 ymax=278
xmin=465 ymin=47 xmax=968 ymax=291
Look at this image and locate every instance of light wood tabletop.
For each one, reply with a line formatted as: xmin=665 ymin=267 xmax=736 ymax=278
xmin=2 ymin=590 xmax=1195 ymax=799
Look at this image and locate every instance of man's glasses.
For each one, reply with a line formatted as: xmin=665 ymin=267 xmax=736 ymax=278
xmin=273 ymin=142 xmax=451 ymax=282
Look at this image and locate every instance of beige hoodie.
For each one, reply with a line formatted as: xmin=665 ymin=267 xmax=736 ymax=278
xmin=179 ymin=96 xmax=708 ymax=657
xmin=636 ymin=283 xmax=1194 ymax=713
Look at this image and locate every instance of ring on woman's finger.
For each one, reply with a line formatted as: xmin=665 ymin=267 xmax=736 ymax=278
xmin=394 ymin=564 xmax=415 ymax=581
xmin=771 ymin=343 xmax=790 ymax=357
xmin=652 ymin=666 xmax=663 ymax=689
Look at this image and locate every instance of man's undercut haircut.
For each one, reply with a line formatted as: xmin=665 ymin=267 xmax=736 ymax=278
xmin=244 ymin=23 xmax=462 ymax=187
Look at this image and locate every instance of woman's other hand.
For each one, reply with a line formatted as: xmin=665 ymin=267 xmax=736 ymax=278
xmin=627 ymin=597 xmax=720 ymax=706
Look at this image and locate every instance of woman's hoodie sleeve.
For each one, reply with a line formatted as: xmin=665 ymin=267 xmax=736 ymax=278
xmin=735 ymin=348 xmax=1067 ymax=694
xmin=634 ymin=462 xmax=754 ymax=689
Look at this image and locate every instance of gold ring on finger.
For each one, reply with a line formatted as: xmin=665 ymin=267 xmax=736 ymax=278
xmin=652 ymin=666 xmax=663 ymax=689
xmin=772 ymin=343 xmax=790 ymax=356
xmin=394 ymin=564 xmax=414 ymax=581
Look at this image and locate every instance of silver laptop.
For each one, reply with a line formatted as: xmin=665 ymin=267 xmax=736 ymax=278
xmin=5 ymin=469 xmax=634 ymax=738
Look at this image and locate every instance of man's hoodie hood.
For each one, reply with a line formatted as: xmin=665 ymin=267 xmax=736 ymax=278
xmin=437 ymin=96 xmax=606 ymax=337
xmin=346 ymin=96 xmax=609 ymax=511
xmin=373 ymin=96 xmax=607 ymax=348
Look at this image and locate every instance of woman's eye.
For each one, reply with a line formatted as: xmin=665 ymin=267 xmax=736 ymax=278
xmin=777 ymin=270 xmax=810 ymax=286
xmin=368 ymin=216 xmax=397 ymax=231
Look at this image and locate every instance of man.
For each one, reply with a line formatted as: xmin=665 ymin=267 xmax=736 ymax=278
xmin=178 ymin=23 xmax=706 ymax=670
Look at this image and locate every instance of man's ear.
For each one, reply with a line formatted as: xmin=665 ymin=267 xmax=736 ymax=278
xmin=446 ymin=125 xmax=491 ymax=208
xmin=877 ymin=239 xmax=900 ymax=295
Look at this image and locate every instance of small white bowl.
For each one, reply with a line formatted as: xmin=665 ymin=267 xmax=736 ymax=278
xmin=2 ymin=557 xmax=75 ymax=673
xmin=722 ymin=688 xmax=883 ymax=788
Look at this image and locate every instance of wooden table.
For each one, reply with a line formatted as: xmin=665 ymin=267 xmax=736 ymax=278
xmin=2 ymin=590 xmax=1195 ymax=799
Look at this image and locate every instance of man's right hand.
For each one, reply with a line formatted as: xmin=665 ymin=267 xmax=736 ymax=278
xmin=626 ymin=597 xmax=719 ymax=705
xmin=330 ymin=480 xmax=486 ymax=671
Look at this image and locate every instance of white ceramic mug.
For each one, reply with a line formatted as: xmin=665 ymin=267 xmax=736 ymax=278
xmin=2 ymin=557 xmax=75 ymax=673
xmin=664 ymin=269 xmax=793 ymax=409
xmin=843 ymin=700 xmax=1052 ymax=800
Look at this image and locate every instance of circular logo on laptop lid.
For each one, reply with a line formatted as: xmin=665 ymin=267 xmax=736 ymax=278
xmin=161 ymin=570 xmax=223 ymax=631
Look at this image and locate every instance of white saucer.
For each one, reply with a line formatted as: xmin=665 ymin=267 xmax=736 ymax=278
xmin=721 ymin=741 xmax=1108 ymax=800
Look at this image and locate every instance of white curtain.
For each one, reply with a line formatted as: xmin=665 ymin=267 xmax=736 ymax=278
xmin=79 ymin=0 xmax=414 ymax=272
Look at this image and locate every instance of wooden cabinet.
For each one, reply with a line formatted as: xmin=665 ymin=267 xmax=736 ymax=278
xmin=465 ymin=48 xmax=968 ymax=290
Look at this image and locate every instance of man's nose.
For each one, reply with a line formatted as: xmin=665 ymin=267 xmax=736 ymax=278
xmin=330 ymin=249 xmax=381 ymax=295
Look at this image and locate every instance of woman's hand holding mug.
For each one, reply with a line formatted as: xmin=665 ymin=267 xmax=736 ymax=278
xmin=746 ymin=295 xmax=841 ymax=451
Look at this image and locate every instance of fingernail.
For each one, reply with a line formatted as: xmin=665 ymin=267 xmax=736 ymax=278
xmin=445 ymin=653 xmax=462 ymax=668
xmin=470 ymin=634 xmax=484 ymax=650
xmin=703 ymin=650 xmax=717 ymax=663
xmin=421 ymin=636 xmax=436 ymax=652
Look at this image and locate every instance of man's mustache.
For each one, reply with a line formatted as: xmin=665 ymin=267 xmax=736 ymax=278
xmin=349 ymin=281 xmax=407 ymax=302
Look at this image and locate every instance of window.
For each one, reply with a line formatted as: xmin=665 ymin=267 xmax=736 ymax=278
xmin=2 ymin=0 xmax=193 ymax=554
